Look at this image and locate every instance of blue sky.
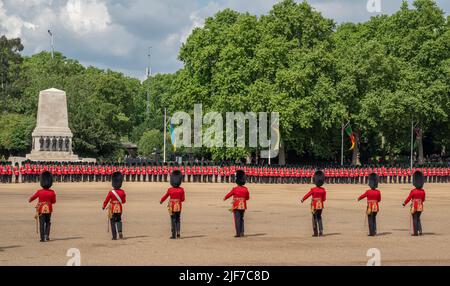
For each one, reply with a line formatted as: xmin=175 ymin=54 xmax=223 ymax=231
xmin=0 ymin=0 xmax=449 ymax=79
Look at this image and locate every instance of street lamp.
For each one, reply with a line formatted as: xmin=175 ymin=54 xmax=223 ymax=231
xmin=48 ymin=29 xmax=54 ymax=59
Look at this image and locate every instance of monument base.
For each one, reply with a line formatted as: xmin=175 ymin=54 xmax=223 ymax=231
xmin=26 ymin=151 xmax=80 ymax=162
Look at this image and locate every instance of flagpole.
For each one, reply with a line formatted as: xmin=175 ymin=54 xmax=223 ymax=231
xmin=341 ymin=121 xmax=351 ymax=166
xmin=163 ymin=108 xmax=167 ymax=163
xmin=341 ymin=123 xmax=344 ymax=166
xmin=410 ymin=120 xmax=414 ymax=170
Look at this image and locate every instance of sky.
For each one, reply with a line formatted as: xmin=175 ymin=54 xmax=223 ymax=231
xmin=0 ymin=0 xmax=449 ymax=80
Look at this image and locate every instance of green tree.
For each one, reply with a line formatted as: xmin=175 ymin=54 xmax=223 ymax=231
xmin=0 ymin=36 xmax=23 ymax=113
xmin=0 ymin=113 xmax=35 ymax=156
xmin=138 ymin=129 xmax=164 ymax=156
xmin=177 ymin=0 xmax=341 ymax=163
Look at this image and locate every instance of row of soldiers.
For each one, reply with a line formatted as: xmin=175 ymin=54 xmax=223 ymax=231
xmin=2 ymin=161 xmax=450 ymax=184
xmin=28 ymin=167 xmax=427 ymax=242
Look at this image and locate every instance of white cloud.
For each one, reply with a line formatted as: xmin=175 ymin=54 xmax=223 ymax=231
xmin=60 ymin=0 xmax=111 ymax=34
xmin=0 ymin=0 xmax=36 ymax=38
xmin=0 ymin=0 xmax=449 ymax=78
xmin=180 ymin=10 xmax=206 ymax=44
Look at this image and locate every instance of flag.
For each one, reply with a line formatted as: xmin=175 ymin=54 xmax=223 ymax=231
xmin=169 ymin=121 xmax=176 ymax=152
xmin=344 ymin=124 xmax=356 ymax=150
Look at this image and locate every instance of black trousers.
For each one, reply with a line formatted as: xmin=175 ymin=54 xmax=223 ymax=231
xmin=110 ymin=213 xmax=123 ymax=239
xmin=412 ymin=211 xmax=423 ymax=235
xmin=312 ymin=210 xmax=323 ymax=236
xmin=233 ymin=210 xmax=245 ymax=237
xmin=368 ymin=212 xmax=377 ymax=236
xmin=39 ymin=214 xmax=52 ymax=241
xmin=170 ymin=212 xmax=181 ymax=237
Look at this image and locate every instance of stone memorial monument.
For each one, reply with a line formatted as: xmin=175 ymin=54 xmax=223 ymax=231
xmin=26 ymin=88 xmax=80 ymax=161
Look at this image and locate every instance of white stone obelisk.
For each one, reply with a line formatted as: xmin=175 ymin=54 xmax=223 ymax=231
xmin=26 ymin=88 xmax=79 ymax=161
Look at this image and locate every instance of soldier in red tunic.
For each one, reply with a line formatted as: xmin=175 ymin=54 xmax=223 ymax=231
xmin=13 ymin=163 xmax=20 ymax=183
xmin=207 ymin=165 xmax=213 ymax=183
xmin=28 ymin=171 xmax=56 ymax=242
xmin=357 ymin=173 xmax=381 ymax=236
xmin=102 ymin=172 xmax=126 ymax=240
xmin=219 ymin=166 xmax=225 ymax=183
xmin=403 ymin=171 xmax=426 ymax=236
xmin=186 ymin=163 xmax=192 ymax=182
xmin=213 ymin=165 xmax=219 ymax=183
xmin=224 ymin=170 xmax=249 ymax=238
xmin=130 ymin=164 xmax=136 ymax=182
xmin=301 ymin=170 xmax=326 ymax=237
xmin=160 ymin=170 xmax=185 ymax=239
xmin=0 ymin=163 xmax=4 ymax=183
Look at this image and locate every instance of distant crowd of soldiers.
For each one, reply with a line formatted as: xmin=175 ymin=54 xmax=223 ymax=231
xmin=1 ymin=160 xmax=449 ymax=184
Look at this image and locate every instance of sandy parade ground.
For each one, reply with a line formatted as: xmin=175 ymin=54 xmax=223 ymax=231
xmin=0 ymin=182 xmax=449 ymax=266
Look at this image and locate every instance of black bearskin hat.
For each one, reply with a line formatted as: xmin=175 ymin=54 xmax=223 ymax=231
xmin=40 ymin=171 xmax=53 ymax=189
xmin=368 ymin=173 xmax=378 ymax=190
xmin=170 ymin=170 xmax=183 ymax=188
xmin=313 ymin=170 xmax=325 ymax=187
xmin=112 ymin=172 xmax=123 ymax=190
xmin=235 ymin=170 xmax=246 ymax=186
xmin=413 ymin=170 xmax=424 ymax=189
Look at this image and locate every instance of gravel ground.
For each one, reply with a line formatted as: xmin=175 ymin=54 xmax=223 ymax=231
xmin=0 ymin=182 xmax=449 ymax=266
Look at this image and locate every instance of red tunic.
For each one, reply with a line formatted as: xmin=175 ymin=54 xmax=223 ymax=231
xmin=358 ymin=189 xmax=381 ymax=213
xmin=302 ymin=187 xmax=326 ymax=210
xmin=102 ymin=189 xmax=127 ymax=213
xmin=404 ymin=188 xmax=426 ymax=212
xmin=29 ymin=189 xmax=56 ymax=214
xmin=224 ymin=186 xmax=250 ymax=210
xmin=160 ymin=187 xmax=185 ymax=212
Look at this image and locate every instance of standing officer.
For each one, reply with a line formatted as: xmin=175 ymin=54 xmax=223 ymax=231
xmin=102 ymin=172 xmax=126 ymax=240
xmin=28 ymin=171 xmax=56 ymax=242
xmin=357 ymin=173 xmax=381 ymax=236
xmin=403 ymin=171 xmax=426 ymax=236
xmin=301 ymin=170 xmax=326 ymax=237
xmin=223 ymin=170 xmax=249 ymax=237
xmin=160 ymin=170 xmax=185 ymax=239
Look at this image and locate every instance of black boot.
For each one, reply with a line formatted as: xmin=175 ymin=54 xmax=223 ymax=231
xmin=417 ymin=215 xmax=423 ymax=235
xmin=110 ymin=220 xmax=117 ymax=240
xmin=117 ymin=221 xmax=123 ymax=239
xmin=39 ymin=215 xmax=46 ymax=242
xmin=176 ymin=220 xmax=181 ymax=238
xmin=318 ymin=219 xmax=323 ymax=236
xmin=240 ymin=212 xmax=245 ymax=237
xmin=45 ymin=222 xmax=51 ymax=241
xmin=170 ymin=215 xmax=176 ymax=239
xmin=312 ymin=215 xmax=318 ymax=237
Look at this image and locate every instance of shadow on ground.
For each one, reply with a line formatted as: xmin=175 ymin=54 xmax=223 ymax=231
xmin=124 ymin=235 xmax=150 ymax=240
xmin=244 ymin=233 xmax=267 ymax=237
xmin=0 ymin=245 xmax=21 ymax=252
xmin=49 ymin=236 xmax=83 ymax=242
xmin=180 ymin=235 xmax=207 ymax=240
xmin=322 ymin=233 xmax=341 ymax=237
